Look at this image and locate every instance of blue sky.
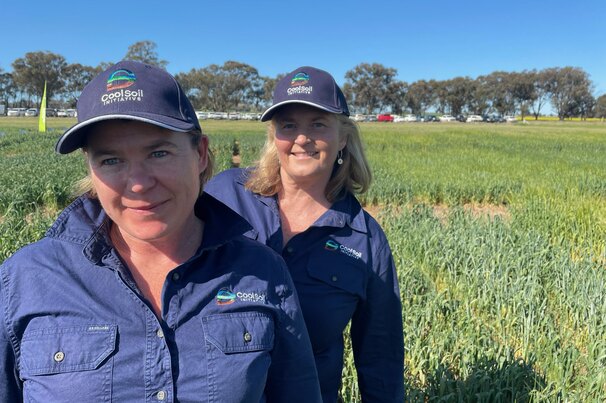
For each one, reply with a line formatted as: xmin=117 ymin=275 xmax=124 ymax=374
xmin=3 ymin=0 xmax=605 ymax=97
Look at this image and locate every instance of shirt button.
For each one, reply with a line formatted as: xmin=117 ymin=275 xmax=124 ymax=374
xmin=331 ymin=275 xmax=338 ymax=282
xmin=172 ymin=272 xmax=181 ymax=282
xmin=53 ymin=351 xmax=65 ymax=362
xmin=157 ymin=390 xmax=166 ymax=400
xmin=156 ymin=328 xmax=164 ymax=338
xmin=243 ymin=331 xmax=252 ymax=343
xmin=286 ymin=246 xmax=294 ymax=254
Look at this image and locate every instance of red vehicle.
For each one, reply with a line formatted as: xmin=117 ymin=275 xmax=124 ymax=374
xmin=377 ymin=114 xmax=394 ymax=122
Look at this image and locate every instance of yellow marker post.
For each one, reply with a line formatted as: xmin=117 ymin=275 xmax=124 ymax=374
xmin=38 ymin=81 xmax=47 ymax=132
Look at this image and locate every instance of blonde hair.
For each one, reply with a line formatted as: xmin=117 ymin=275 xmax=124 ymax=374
xmin=246 ymin=113 xmax=372 ymax=202
xmin=72 ymin=129 xmax=214 ymax=198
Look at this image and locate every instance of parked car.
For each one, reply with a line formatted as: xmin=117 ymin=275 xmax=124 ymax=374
xmin=352 ymin=114 xmax=366 ymax=122
xmin=65 ymin=109 xmax=77 ymax=117
xmin=439 ymin=114 xmax=456 ymax=122
xmin=46 ymin=108 xmax=58 ymax=117
xmin=455 ymin=114 xmax=467 ymax=122
xmin=483 ymin=114 xmax=505 ymax=123
xmin=504 ymin=115 xmax=517 ymax=123
xmin=421 ymin=115 xmax=439 ymax=122
xmin=466 ymin=115 xmax=483 ymax=123
xmin=195 ymin=111 xmax=209 ymax=119
xmin=25 ymin=108 xmax=38 ymax=117
xmin=56 ymin=109 xmax=68 ymax=117
xmin=7 ymin=108 xmax=27 ymax=117
xmin=377 ymin=114 xmax=394 ymax=122
xmin=403 ymin=114 xmax=418 ymax=122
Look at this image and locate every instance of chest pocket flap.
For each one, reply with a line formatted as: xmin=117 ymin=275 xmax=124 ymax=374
xmin=19 ymin=325 xmax=117 ymax=376
xmin=202 ymin=312 xmax=274 ymax=354
xmin=307 ymin=247 xmax=368 ymax=299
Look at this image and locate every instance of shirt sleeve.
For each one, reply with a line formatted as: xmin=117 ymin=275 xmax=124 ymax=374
xmin=0 ymin=265 xmax=23 ymax=402
xmin=265 ymin=259 xmax=322 ymax=403
xmin=350 ymin=238 xmax=405 ymax=402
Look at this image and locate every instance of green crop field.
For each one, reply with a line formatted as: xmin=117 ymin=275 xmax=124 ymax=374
xmin=1 ymin=118 xmax=605 ymax=402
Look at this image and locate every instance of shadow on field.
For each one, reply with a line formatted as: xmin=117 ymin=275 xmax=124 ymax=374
xmin=405 ymin=356 xmax=550 ymax=403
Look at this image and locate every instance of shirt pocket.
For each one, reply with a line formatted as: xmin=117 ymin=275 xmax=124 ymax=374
xmin=201 ymin=312 xmax=274 ymax=403
xmin=20 ymin=324 xmax=117 ymax=402
xmin=307 ymin=249 xmax=367 ymax=299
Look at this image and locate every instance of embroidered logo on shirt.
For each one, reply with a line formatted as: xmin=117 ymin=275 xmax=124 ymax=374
xmin=216 ymin=288 xmax=237 ymax=305
xmin=324 ymin=239 xmax=363 ymax=260
xmin=324 ymin=240 xmax=339 ymax=251
xmin=216 ymin=288 xmax=267 ymax=305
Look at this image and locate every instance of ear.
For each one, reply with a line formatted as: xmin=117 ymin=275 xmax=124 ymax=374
xmin=197 ymin=135 xmax=210 ymax=173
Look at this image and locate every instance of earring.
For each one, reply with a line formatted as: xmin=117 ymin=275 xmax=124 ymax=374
xmin=337 ymin=150 xmax=343 ymax=165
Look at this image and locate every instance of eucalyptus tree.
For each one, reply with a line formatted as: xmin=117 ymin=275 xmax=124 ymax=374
xmin=343 ymin=63 xmax=400 ymax=114
xmin=594 ymin=94 xmax=606 ymax=119
xmin=529 ymin=69 xmax=551 ymax=120
xmin=11 ymin=51 xmax=67 ymax=103
xmin=176 ymin=61 xmax=264 ymax=112
xmin=124 ymin=40 xmax=168 ymax=69
xmin=62 ymin=63 xmax=100 ymax=107
xmin=509 ymin=71 xmax=536 ymax=120
xmin=547 ymin=67 xmax=593 ymax=120
xmin=439 ymin=77 xmax=475 ymax=115
xmin=0 ymin=69 xmax=16 ymax=107
xmin=405 ymin=79 xmax=438 ymax=115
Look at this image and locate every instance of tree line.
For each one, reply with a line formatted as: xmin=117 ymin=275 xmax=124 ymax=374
xmin=1 ymin=41 xmax=605 ymax=120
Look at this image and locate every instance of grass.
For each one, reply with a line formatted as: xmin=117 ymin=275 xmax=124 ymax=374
xmin=1 ymin=117 xmax=606 ymax=401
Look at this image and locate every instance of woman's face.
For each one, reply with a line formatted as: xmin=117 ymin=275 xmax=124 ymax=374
xmin=273 ymin=104 xmax=346 ymax=188
xmin=85 ymin=120 xmax=208 ymax=244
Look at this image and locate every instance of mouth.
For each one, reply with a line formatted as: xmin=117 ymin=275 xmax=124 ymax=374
xmin=126 ymin=200 xmax=167 ymax=213
xmin=291 ymin=151 xmax=318 ymax=159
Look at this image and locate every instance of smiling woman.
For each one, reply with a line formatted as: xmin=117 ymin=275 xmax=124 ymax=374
xmin=206 ymin=66 xmax=405 ymax=403
xmin=0 ymin=61 xmax=322 ymax=402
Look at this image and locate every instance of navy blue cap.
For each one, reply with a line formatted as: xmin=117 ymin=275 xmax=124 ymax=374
xmin=261 ymin=66 xmax=350 ymax=122
xmin=55 ymin=60 xmax=201 ymax=154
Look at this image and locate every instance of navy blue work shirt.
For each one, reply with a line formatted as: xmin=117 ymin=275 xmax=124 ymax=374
xmin=0 ymin=193 xmax=321 ymax=402
xmin=205 ymin=168 xmax=405 ymax=403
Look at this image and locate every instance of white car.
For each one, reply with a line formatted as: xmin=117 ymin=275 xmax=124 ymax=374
xmin=25 ymin=108 xmax=38 ymax=117
xmin=504 ymin=115 xmax=517 ymax=123
xmin=439 ymin=114 xmax=456 ymax=122
xmin=466 ymin=115 xmax=483 ymax=123
xmin=402 ymin=114 xmax=418 ymax=122
xmin=7 ymin=108 xmax=27 ymax=117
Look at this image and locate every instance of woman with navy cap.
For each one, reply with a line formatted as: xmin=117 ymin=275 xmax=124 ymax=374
xmin=205 ymin=66 xmax=405 ymax=402
xmin=0 ymin=61 xmax=321 ymax=402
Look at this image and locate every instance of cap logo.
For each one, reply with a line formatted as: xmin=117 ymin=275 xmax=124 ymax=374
xmin=106 ymin=69 xmax=136 ymax=91
xmin=290 ymin=72 xmax=309 ymax=87
xmin=101 ymin=68 xmax=143 ymax=105
xmin=287 ymin=72 xmax=313 ymax=96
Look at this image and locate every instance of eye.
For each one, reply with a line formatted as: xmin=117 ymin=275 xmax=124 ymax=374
xmin=312 ymin=122 xmax=327 ymax=128
xmin=101 ymin=157 xmax=120 ymax=166
xmin=281 ymin=122 xmax=296 ymax=130
xmin=151 ymin=150 xmax=169 ymax=158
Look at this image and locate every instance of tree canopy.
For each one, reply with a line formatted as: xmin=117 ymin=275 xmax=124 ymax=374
xmin=0 ymin=42 xmax=601 ymax=119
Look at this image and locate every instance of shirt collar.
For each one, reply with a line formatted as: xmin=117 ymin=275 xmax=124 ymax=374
xmin=235 ymin=170 xmax=368 ymax=234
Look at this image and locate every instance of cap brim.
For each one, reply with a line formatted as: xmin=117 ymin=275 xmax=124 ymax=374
xmin=55 ymin=113 xmax=198 ymax=154
xmin=260 ymin=100 xmax=346 ymax=122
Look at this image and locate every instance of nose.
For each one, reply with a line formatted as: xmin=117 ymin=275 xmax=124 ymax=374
xmin=294 ymin=133 xmax=311 ymax=145
xmin=126 ymin=162 xmax=156 ymax=193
